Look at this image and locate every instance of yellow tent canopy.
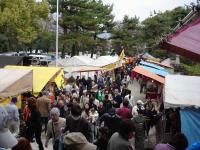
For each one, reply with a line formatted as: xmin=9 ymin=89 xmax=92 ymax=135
xmin=5 ymin=66 xmax=64 ymax=95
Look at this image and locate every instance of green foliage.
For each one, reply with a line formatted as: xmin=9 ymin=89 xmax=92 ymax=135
xmin=112 ymin=15 xmax=141 ymax=55
xmin=181 ymin=63 xmax=200 ymax=75
xmin=142 ymin=7 xmax=190 ymax=49
xmin=48 ymin=0 xmax=114 ymax=55
xmin=31 ymin=31 xmax=55 ymax=53
xmin=0 ymin=0 xmax=49 ymax=52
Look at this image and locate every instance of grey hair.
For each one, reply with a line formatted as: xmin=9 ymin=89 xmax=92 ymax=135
xmin=50 ymin=107 xmax=60 ymax=117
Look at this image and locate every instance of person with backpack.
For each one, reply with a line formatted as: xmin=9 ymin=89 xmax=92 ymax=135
xmin=5 ymin=97 xmax=20 ymax=137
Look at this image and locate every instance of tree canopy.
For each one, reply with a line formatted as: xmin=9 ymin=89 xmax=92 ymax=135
xmin=0 ymin=0 xmax=49 ymax=52
xmin=48 ymin=0 xmax=114 ymax=56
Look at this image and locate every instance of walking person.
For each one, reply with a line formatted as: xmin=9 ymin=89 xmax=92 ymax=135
xmin=45 ymin=107 xmax=65 ymax=150
xmin=26 ymin=97 xmax=44 ymax=150
xmin=36 ymin=91 xmax=51 ymax=133
xmin=116 ymin=100 xmax=133 ymax=120
xmin=107 ymin=120 xmax=135 ymax=150
xmin=132 ymin=109 xmax=146 ymax=150
xmin=64 ymin=104 xmax=93 ymax=142
xmin=5 ymin=97 xmax=20 ymax=137
xmin=0 ymin=105 xmax=18 ymax=150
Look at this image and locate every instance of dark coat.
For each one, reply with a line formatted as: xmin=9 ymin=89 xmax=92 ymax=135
xmin=26 ymin=107 xmax=42 ymax=131
xmin=64 ymin=116 xmax=93 ymax=143
xmin=99 ymin=113 xmax=122 ymax=138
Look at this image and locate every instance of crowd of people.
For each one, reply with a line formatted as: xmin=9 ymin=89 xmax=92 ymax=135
xmin=0 ymin=66 xmax=192 ymax=150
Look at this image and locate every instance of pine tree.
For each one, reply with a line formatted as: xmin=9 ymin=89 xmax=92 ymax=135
xmin=49 ymin=0 xmax=114 ymax=56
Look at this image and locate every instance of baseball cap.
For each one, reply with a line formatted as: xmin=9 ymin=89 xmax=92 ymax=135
xmin=0 ymin=105 xmax=18 ymax=148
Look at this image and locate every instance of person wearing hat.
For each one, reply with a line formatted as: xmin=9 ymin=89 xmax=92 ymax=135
xmin=64 ymin=132 xmax=96 ymax=150
xmin=26 ymin=97 xmax=44 ymax=150
xmin=0 ymin=105 xmax=18 ymax=150
xmin=5 ymin=97 xmax=20 ymax=137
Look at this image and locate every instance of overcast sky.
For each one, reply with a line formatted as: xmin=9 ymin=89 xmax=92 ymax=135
xmin=102 ymin=0 xmax=196 ymax=21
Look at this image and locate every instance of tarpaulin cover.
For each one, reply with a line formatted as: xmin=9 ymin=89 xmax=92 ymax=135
xmin=92 ymin=55 xmax=119 ymax=67
xmin=140 ymin=65 xmax=169 ymax=77
xmin=63 ymin=56 xmax=93 ymax=67
xmin=147 ymin=59 xmax=173 ymax=69
xmin=180 ymin=108 xmax=200 ymax=147
xmin=5 ymin=66 xmax=62 ymax=94
xmin=164 ymin=75 xmax=200 ymax=108
xmin=160 ymin=16 xmax=200 ymax=62
xmin=0 ymin=69 xmax=33 ymax=98
xmin=139 ymin=60 xmax=165 ymax=70
xmin=132 ymin=66 xmax=165 ymax=84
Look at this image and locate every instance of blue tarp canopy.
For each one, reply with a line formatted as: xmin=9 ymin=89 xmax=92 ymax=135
xmin=140 ymin=60 xmax=165 ymax=70
xmin=180 ymin=108 xmax=200 ymax=148
xmin=140 ymin=65 xmax=169 ymax=77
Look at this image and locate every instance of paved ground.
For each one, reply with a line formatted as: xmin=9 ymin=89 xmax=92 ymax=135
xmin=129 ymin=80 xmax=156 ymax=149
xmin=30 ymin=132 xmax=53 ymax=150
xmin=30 ymin=80 xmax=155 ymax=150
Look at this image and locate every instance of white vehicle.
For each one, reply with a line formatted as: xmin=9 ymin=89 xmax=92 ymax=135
xmin=29 ymin=54 xmax=51 ymax=60
xmin=29 ymin=54 xmax=53 ymax=66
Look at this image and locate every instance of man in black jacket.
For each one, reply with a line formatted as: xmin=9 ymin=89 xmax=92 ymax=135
xmin=64 ymin=104 xmax=93 ymax=142
xmin=99 ymin=108 xmax=122 ymax=138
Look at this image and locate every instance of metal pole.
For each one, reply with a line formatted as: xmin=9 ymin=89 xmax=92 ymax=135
xmin=56 ymin=0 xmax=59 ymax=67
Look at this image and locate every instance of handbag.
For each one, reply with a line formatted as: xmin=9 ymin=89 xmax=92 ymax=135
xmin=52 ymin=122 xmax=64 ymax=150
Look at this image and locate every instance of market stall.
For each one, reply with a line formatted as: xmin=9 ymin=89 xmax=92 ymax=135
xmin=164 ymin=75 xmax=200 ymax=147
xmin=0 ymin=69 xmax=33 ymax=108
xmin=5 ymin=65 xmax=64 ymax=95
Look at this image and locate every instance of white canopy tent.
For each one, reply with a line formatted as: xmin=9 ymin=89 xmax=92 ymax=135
xmin=164 ymin=75 xmax=200 ymax=108
xmin=49 ymin=56 xmax=93 ymax=67
xmin=63 ymin=56 xmax=94 ymax=67
xmin=0 ymin=69 xmax=33 ymax=98
xmin=48 ymin=59 xmax=68 ymax=67
xmin=92 ymin=55 xmax=119 ymax=67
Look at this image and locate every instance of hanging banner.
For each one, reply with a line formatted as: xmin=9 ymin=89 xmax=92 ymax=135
xmin=116 ymin=49 xmax=125 ymax=68
xmin=103 ymin=63 xmax=116 ymax=72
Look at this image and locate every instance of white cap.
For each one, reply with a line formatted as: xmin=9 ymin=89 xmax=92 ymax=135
xmin=0 ymin=105 xmax=18 ymax=148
